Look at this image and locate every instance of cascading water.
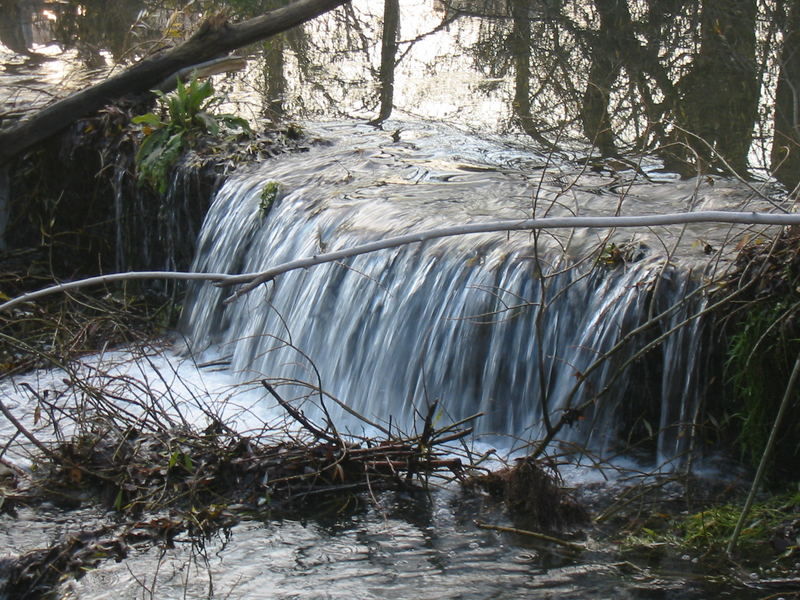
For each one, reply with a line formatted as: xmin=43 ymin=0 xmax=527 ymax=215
xmin=109 ymin=151 xmax=219 ymax=277
xmin=180 ymin=121 xmax=751 ymax=462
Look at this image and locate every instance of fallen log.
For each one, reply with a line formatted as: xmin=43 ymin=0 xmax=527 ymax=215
xmin=0 ymin=0 xmax=350 ymax=165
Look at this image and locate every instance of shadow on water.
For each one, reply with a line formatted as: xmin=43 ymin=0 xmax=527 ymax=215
xmin=1 ymin=0 xmax=799 ymax=187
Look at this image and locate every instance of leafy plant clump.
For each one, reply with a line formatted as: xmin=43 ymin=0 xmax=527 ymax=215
xmin=597 ymin=241 xmax=649 ymax=268
xmin=132 ymin=77 xmax=251 ymax=194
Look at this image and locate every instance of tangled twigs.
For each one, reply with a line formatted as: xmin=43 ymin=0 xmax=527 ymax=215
xmin=262 ymin=384 xmax=465 ymax=490
xmin=262 ymin=380 xmax=339 ymax=444
xmin=2 ymin=376 xmax=469 ymax=518
xmin=466 ymin=456 xmax=588 ymax=530
xmin=0 ymin=397 xmax=59 ymax=462
xmin=0 ymin=347 xmax=591 ymax=600
xmin=0 ymin=383 xmax=475 ymax=598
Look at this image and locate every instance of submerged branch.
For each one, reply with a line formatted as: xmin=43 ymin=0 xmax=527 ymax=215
xmin=474 ymin=520 xmax=585 ymax=551
xmin=2 ymin=211 xmax=799 ymax=312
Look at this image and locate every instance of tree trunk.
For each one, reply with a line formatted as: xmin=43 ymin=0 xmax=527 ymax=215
xmin=669 ymin=0 xmax=759 ymax=175
xmin=772 ymin=0 xmax=800 ymax=193
xmin=372 ymin=0 xmax=400 ymax=124
xmin=0 ymin=0 xmax=350 ymax=165
xmin=510 ymin=0 xmax=552 ymax=147
xmin=580 ymin=0 xmax=629 ymax=157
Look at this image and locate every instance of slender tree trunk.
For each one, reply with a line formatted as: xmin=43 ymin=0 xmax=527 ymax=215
xmin=0 ymin=0 xmax=350 ymax=165
xmin=669 ymin=0 xmax=759 ymax=175
xmin=580 ymin=0 xmax=632 ymax=157
xmin=373 ymin=0 xmax=400 ymax=124
xmin=262 ymin=36 xmax=288 ymax=120
xmin=772 ymin=0 xmax=800 ymax=193
xmin=510 ymin=0 xmax=552 ymax=147
xmin=0 ymin=0 xmax=33 ymax=54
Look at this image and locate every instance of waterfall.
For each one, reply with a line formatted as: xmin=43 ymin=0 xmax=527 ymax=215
xmin=180 ymin=123 xmax=713 ymax=461
xmin=110 ymin=152 xmax=218 ymax=282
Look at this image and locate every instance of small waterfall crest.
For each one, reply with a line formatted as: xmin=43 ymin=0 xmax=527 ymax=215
xmin=181 ymin=123 xmax=716 ymax=460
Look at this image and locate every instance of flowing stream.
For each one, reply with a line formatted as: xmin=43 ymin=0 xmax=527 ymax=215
xmin=0 ymin=118 xmax=783 ymax=600
xmin=1 ymin=114 xmax=787 ymax=600
xmin=3 ymin=0 xmax=796 ymax=593
xmin=0 ymin=105 xmax=784 ymax=600
xmin=1 ymin=481 xmax=734 ymax=600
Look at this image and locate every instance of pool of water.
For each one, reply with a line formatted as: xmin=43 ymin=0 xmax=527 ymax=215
xmin=33 ymin=487 xmax=734 ymax=600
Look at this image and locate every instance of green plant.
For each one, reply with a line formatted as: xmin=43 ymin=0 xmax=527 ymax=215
xmin=132 ymin=77 xmax=251 ymax=194
xmin=726 ymin=300 xmax=800 ymax=474
xmin=258 ymin=180 xmax=281 ymax=216
xmin=619 ymin=489 xmax=800 ymax=581
xmin=673 ymin=492 xmax=799 ymax=557
xmin=599 ymin=242 xmax=625 ymax=267
xmin=597 ymin=241 xmax=647 ymax=268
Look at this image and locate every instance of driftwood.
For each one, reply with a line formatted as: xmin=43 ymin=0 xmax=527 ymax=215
xmin=1 ymin=210 xmax=799 ymax=313
xmin=0 ymin=0 xmax=350 ymax=165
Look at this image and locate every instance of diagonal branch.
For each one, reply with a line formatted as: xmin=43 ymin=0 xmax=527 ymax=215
xmin=1 ymin=211 xmax=799 ymax=313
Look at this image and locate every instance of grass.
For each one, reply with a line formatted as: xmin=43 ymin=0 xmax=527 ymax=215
xmin=622 ymin=489 xmax=800 ymax=575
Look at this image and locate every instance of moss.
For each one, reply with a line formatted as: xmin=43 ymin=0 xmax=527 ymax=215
xmin=259 ymin=180 xmax=281 ymax=216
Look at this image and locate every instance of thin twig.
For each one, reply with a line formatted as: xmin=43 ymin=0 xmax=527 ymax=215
xmin=261 ymin=380 xmax=340 ymax=444
xmin=474 ymin=520 xmax=585 ymax=551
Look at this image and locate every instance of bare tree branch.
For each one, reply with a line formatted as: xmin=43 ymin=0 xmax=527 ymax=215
xmin=218 ymin=210 xmax=798 ymax=302
xmin=1 ymin=210 xmax=798 ymax=313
